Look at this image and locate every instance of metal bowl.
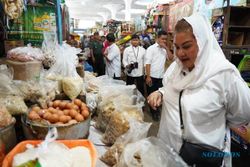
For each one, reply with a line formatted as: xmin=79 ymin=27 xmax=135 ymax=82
xmin=21 ymin=115 xmax=91 ymax=140
xmin=0 ymin=119 xmax=17 ymax=153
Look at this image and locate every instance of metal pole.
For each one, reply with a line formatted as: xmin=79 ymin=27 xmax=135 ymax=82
xmin=56 ymin=0 xmax=63 ymax=45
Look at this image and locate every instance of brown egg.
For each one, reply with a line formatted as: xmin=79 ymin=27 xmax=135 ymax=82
xmin=43 ymin=112 xmax=52 ymax=120
xmin=81 ymin=103 xmax=88 ymax=110
xmin=53 ymin=100 xmax=61 ymax=108
xmin=57 ymin=110 xmax=64 ymax=116
xmin=65 ymin=103 xmax=74 ymax=109
xmin=72 ymin=104 xmax=79 ymax=111
xmin=81 ymin=109 xmax=89 ymax=119
xmin=59 ymin=115 xmax=69 ymax=123
xmin=63 ymin=109 xmax=70 ymax=115
xmin=59 ymin=101 xmax=67 ymax=109
xmin=65 ymin=116 xmax=72 ymax=122
xmin=75 ymin=114 xmax=84 ymax=122
xmin=74 ymin=99 xmax=82 ymax=107
xmin=69 ymin=109 xmax=78 ymax=118
xmin=37 ymin=110 xmax=45 ymax=117
xmin=48 ymin=107 xmax=54 ymax=113
xmin=28 ymin=111 xmax=40 ymax=120
xmin=49 ymin=114 xmax=59 ymax=123
xmin=32 ymin=106 xmax=40 ymax=112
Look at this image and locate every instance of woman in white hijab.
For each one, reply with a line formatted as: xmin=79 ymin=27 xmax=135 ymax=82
xmin=148 ymin=13 xmax=250 ymax=167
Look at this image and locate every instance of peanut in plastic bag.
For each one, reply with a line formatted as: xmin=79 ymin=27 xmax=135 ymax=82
xmin=101 ymin=120 xmax=152 ymax=166
xmin=95 ymin=94 xmax=141 ymax=132
xmin=101 ymin=104 xmax=144 ymax=146
xmin=42 ymin=32 xmax=58 ymax=68
xmin=116 ymin=137 xmax=188 ymax=167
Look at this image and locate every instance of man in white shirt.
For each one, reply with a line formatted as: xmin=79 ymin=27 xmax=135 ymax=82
xmin=123 ymin=34 xmax=146 ymax=95
xmin=104 ymin=33 xmax=121 ymax=79
xmin=145 ymin=30 xmax=173 ymax=121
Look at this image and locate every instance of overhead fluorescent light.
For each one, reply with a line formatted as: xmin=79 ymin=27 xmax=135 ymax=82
xmin=135 ymin=0 xmax=152 ymax=6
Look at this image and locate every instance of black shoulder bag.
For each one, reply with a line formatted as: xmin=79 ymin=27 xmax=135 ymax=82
xmin=178 ymin=90 xmax=224 ymax=167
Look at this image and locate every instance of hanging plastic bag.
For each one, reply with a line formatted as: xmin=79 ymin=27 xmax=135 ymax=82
xmin=46 ymin=43 xmax=83 ymax=100
xmin=42 ymin=32 xmax=58 ymax=68
xmin=116 ymin=137 xmax=188 ymax=167
xmin=101 ymin=119 xmax=152 ymax=166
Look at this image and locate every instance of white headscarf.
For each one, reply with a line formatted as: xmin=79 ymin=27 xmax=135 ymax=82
xmin=166 ymin=13 xmax=240 ymax=91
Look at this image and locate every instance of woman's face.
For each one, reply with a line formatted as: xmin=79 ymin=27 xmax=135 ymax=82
xmin=174 ymin=32 xmax=198 ymax=71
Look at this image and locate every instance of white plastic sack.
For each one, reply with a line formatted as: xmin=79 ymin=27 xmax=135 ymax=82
xmin=116 ymin=137 xmax=188 ymax=167
xmin=101 ymin=119 xmax=152 ymax=166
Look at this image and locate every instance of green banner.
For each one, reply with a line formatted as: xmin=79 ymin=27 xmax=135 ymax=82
xmin=8 ymin=4 xmax=56 ymax=46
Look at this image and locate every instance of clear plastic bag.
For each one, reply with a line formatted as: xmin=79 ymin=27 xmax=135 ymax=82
xmin=46 ymin=43 xmax=83 ymax=100
xmin=0 ymin=65 xmax=18 ymax=96
xmin=95 ymin=94 xmax=139 ymax=133
xmin=102 ymin=103 xmax=144 ymax=145
xmin=0 ymin=105 xmax=14 ymax=128
xmin=116 ymin=137 xmax=188 ymax=167
xmin=46 ymin=43 xmax=80 ymax=78
xmin=12 ymin=127 xmax=72 ymax=167
xmin=0 ymin=96 xmax=28 ymax=115
xmin=42 ymin=32 xmax=58 ymax=68
xmin=86 ymin=75 xmax=125 ymax=93
xmin=13 ymin=79 xmax=57 ymax=108
xmin=7 ymin=44 xmax=44 ymax=62
xmin=101 ymin=120 xmax=152 ymax=166
xmin=86 ymin=92 xmax=98 ymax=112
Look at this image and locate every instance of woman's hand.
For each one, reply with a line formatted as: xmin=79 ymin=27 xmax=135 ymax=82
xmin=147 ymin=91 xmax=163 ymax=110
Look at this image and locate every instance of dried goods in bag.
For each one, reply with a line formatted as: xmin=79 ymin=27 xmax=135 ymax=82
xmin=46 ymin=43 xmax=83 ymax=99
xmin=0 ymin=106 xmax=14 ymax=128
xmin=62 ymin=77 xmax=84 ymax=100
xmin=116 ymin=137 xmax=188 ymax=167
xmin=0 ymin=96 xmax=28 ymax=115
xmin=102 ymin=104 xmax=144 ymax=145
xmin=101 ymin=120 xmax=151 ymax=166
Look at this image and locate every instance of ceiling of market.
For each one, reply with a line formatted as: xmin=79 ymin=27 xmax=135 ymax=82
xmin=65 ymin=0 xmax=154 ymax=22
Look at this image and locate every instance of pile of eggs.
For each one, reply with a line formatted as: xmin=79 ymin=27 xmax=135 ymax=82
xmin=28 ymin=99 xmax=90 ymax=124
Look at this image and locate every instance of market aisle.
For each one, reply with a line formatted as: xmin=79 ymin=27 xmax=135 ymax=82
xmin=143 ymin=104 xmax=160 ymax=137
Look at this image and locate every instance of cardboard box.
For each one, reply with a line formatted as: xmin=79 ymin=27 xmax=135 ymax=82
xmin=4 ymin=40 xmax=24 ymax=55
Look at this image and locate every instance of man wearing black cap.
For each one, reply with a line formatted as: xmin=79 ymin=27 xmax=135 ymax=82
xmin=123 ymin=34 xmax=146 ymax=95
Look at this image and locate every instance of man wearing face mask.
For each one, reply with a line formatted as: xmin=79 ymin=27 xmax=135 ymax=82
xmin=145 ymin=30 xmax=173 ymax=121
xmin=123 ymin=34 xmax=146 ymax=95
